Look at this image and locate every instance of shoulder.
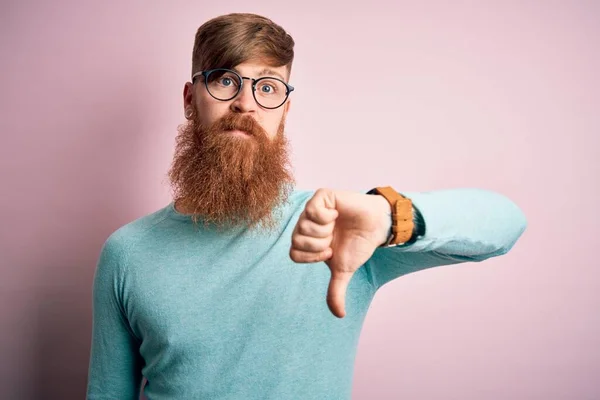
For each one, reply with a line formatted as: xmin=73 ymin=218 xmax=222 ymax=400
xmin=96 ymin=205 xmax=170 ymax=274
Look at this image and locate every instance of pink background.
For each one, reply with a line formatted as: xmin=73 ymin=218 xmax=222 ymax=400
xmin=1 ymin=1 xmax=598 ymax=399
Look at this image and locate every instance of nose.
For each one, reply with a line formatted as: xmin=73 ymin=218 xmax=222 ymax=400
xmin=230 ymin=78 xmax=256 ymax=114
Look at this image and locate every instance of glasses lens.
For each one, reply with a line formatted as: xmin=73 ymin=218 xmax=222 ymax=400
xmin=254 ymin=78 xmax=288 ymax=108
xmin=205 ymin=70 xmax=241 ymax=100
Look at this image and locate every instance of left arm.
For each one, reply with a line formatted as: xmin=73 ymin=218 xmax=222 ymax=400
xmin=363 ymin=187 xmax=527 ymax=289
xmin=290 ymin=187 xmax=527 ymax=317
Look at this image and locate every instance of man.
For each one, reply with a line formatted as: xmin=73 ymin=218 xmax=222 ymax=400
xmin=86 ymin=13 xmax=527 ymax=400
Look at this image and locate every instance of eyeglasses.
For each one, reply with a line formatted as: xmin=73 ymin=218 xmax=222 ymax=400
xmin=191 ymin=68 xmax=294 ymax=110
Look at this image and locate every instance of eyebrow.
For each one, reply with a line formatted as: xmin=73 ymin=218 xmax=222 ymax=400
xmin=259 ymin=68 xmax=287 ymax=81
xmin=233 ymin=67 xmax=287 ymax=82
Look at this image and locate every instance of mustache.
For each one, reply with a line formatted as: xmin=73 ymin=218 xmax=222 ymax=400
xmin=213 ymin=112 xmax=268 ymax=138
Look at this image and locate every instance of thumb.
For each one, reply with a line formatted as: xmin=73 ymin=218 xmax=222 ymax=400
xmin=326 ymin=270 xmax=353 ymax=318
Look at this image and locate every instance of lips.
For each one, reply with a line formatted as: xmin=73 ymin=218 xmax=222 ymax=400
xmin=227 ymin=129 xmax=252 ymax=137
xmin=219 ymin=114 xmax=261 ymax=138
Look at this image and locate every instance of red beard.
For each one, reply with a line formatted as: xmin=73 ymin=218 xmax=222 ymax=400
xmin=168 ymin=111 xmax=295 ymax=232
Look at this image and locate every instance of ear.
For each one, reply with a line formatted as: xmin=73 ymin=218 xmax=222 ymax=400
xmin=183 ymin=82 xmax=194 ymax=110
xmin=283 ymin=98 xmax=292 ymax=117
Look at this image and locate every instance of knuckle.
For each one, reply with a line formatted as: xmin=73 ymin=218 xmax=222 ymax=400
xmin=289 ymin=249 xmax=301 ymax=262
xmin=299 ymin=220 xmax=312 ymax=235
xmin=304 ymin=206 xmax=317 ymax=221
xmin=291 ymin=235 xmax=302 ymax=248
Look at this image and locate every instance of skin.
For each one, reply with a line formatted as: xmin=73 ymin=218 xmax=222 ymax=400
xmin=172 ymin=60 xmax=294 ymax=230
xmin=290 ymin=189 xmax=392 ymax=318
xmin=181 ymin=60 xmax=393 ymax=319
xmin=183 ymin=60 xmax=291 ymax=140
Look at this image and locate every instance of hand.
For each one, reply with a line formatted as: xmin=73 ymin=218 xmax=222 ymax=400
xmin=289 ymin=188 xmax=392 ymax=318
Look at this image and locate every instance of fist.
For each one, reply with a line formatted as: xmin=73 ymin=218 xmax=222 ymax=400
xmin=290 ymin=188 xmax=392 ymax=318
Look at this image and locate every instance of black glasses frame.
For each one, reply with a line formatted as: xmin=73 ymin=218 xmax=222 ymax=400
xmin=191 ymin=68 xmax=294 ymax=110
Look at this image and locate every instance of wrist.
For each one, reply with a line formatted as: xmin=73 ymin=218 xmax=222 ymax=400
xmin=372 ymin=194 xmax=393 ymax=246
xmin=367 ymin=187 xmax=423 ymax=247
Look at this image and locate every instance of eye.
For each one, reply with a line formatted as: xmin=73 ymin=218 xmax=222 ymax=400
xmin=212 ymin=72 xmax=240 ymax=88
xmin=257 ymin=80 xmax=279 ymax=95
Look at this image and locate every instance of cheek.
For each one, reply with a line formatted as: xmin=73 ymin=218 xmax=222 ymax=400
xmin=195 ymin=96 xmax=229 ymax=126
xmin=263 ymin=113 xmax=285 ymax=139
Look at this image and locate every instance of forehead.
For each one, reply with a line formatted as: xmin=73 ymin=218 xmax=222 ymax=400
xmin=230 ymin=61 xmax=289 ymax=82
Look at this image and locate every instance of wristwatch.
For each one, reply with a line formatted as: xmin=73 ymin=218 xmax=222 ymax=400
xmin=367 ymin=186 xmax=424 ymax=246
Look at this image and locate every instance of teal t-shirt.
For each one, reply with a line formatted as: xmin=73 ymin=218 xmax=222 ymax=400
xmin=87 ymin=188 xmax=527 ymax=400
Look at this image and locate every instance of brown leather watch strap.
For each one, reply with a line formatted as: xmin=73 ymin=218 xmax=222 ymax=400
xmin=370 ymin=186 xmax=414 ymax=245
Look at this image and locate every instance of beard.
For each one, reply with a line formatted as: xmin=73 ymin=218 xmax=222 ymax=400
xmin=168 ymin=109 xmax=295 ymax=232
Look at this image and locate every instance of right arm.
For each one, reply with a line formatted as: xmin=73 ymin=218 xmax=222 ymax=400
xmin=86 ymin=235 xmax=143 ymax=400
